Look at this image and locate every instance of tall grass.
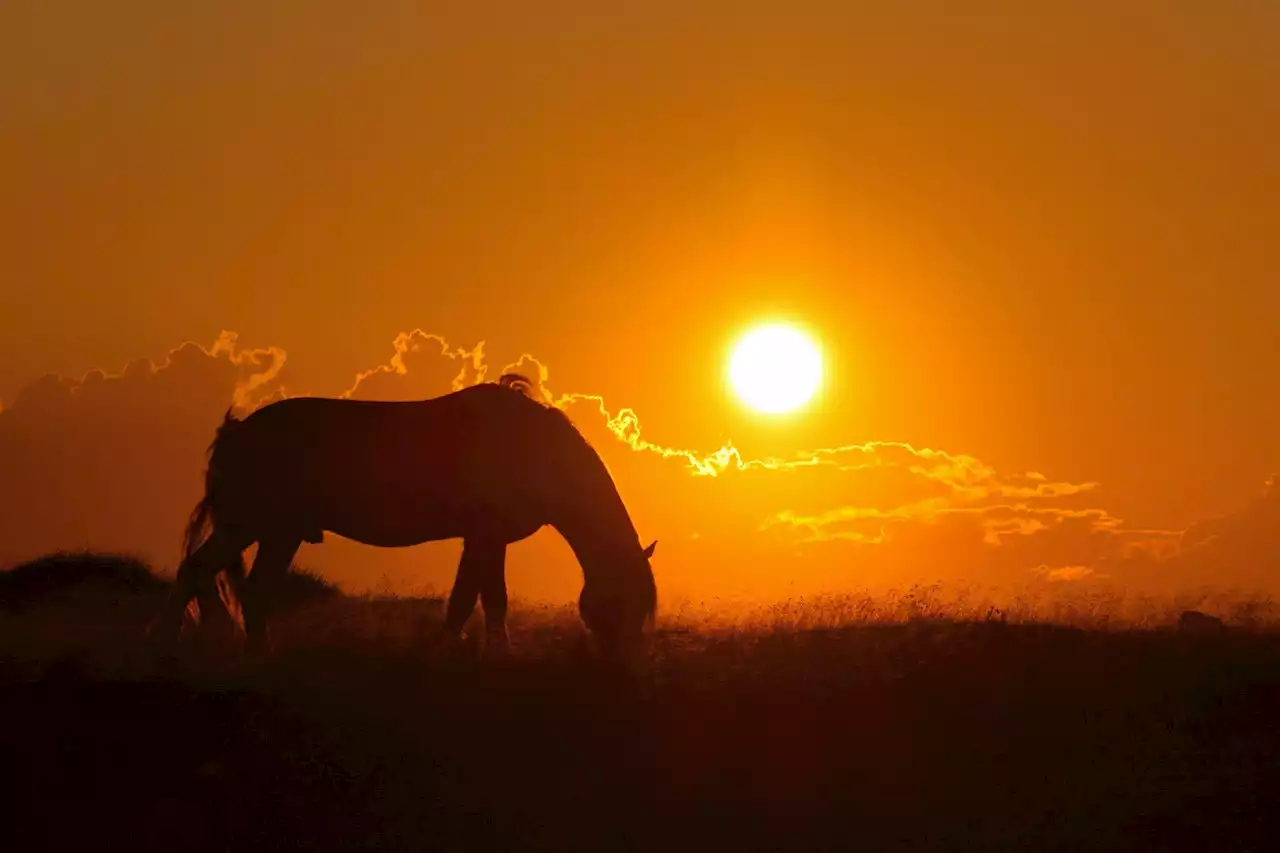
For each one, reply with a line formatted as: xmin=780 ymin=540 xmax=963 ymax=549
xmin=4 ymin=551 xmax=1280 ymax=851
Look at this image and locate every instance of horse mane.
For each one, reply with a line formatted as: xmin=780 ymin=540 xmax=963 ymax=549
xmin=497 ymin=374 xmax=653 ymax=617
xmin=496 ymin=373 xmax=582 ymax=433
xmin=497 ymin=372 xmax=537 ymax=396
xmin=208 ymin=408 xmax=242 ymax=458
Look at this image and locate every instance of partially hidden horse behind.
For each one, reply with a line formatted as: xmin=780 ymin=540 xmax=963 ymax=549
xmin=148 ymin=374 xmax=658 ymax=658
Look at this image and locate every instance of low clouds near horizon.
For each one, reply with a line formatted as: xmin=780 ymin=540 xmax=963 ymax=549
xmin=1 ymin=330 xmax=1275 ymax=605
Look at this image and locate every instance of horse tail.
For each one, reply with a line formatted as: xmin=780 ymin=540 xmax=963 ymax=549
xmin=181 ymin=495 xmax=213 ymax=563
xmin=181 ymin=408 xmax=244 ymax=563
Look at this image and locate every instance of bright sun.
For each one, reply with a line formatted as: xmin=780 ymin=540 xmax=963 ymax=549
xmin=729 ymin=324 xmax=823 ymax=414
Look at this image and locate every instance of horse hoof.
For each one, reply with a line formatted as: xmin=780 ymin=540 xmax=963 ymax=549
xmin=428 ymin=631 xmax=465 ymax=661
xmin=483 ymin=633 xmax=511 ymax=660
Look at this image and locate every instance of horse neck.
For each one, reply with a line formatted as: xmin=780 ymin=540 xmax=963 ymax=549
xmin=534 ymin=408 xmax=644 ymax=587
xmin=550 ymin=466 xmax=641 ymax=585
xmin=557 ymin=497 xmax=639 ymax=577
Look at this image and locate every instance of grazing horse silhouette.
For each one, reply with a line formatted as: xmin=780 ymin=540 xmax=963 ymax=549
xmin=149 ymin=374 xmax=658 ymax=657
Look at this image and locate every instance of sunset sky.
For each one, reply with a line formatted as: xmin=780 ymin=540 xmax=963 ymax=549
xmin=2 ymin=2 xmax=1277 ymax=606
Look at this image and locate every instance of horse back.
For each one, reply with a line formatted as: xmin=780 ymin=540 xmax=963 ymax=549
xmin=227 ymin=385 xmax=557 ymax=493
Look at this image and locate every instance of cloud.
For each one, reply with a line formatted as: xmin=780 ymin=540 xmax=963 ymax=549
xmin=402 ymin=346 xmax=1102 ymax=520
xmin=344 ymin=331 xmax=487 ymax=401
xmin=1033 ymin=565 xmax=1101 ymax=583
xmin=1161 ymin=473 xmax=1280 ymax=590
xmin=210 ymin=332 xmax=288 ymax=410
xmin=0 ymin=328 xmax=1273 ymax=602
xmin=0 ymin=332 xmax=286 ymax=567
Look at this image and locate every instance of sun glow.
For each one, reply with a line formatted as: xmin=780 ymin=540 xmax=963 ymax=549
xmin=728 ymin=324 xmax=823 ymax=414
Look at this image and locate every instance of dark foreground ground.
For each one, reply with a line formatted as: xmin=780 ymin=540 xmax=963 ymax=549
xmin=2 ymin=554 xmax=1279 ymax=851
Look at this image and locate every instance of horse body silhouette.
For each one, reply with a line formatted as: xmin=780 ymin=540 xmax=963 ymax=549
xmin=150 ymin=374 xmax=657 ymax=656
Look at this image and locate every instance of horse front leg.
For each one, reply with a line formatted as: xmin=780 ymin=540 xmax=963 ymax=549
xmin=241 ymin=537 xmax=302 ymax=657
xmin=439 ymin=538 xmax=506 ymax=654
xmin=477 ymin=542 xmax=510 ymax=656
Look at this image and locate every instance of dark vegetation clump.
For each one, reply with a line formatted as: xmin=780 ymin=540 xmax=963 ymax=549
xmin=0 ymin=550 xmax=167 ymax=610
xmin=0 ymin=550 xmax=339 ymax=613
xmin=2 ymin=552 xmax=1280 ymax=851
xmin=270 ymin=564 xmax=341 ymax=612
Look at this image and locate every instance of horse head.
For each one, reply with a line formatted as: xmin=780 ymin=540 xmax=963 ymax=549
xmin=579 ymin=539 xmax=657 ymax=659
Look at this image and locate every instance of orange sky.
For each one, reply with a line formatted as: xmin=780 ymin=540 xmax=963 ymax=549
xmin=2 ymin=2 xmax=1278 ymax=606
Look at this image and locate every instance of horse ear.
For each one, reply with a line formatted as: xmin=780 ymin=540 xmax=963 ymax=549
xmin=642 ymin=540 xmax=657 ymax=559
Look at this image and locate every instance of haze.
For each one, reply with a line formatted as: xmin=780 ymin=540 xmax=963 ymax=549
xmin=2 ymin=1 xmax=1277 ymax=606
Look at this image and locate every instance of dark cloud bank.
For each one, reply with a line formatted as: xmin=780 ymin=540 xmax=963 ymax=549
xmin=1 ymin=330 xmax=1275 ymax=603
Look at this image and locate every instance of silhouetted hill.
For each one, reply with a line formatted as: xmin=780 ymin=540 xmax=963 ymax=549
xmin=2 ymin=569 xmax=1279 ymax=851
xmin=0 ymin=551 xmax=167 ymax=610
xmin=270 ymin=564 xmax=341 ymax=611
xmin=0 ymin=550 xmax=340 ymax=613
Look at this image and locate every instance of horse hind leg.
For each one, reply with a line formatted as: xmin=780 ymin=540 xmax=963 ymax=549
xmin=198 ymin=552 xmax=247 ymax=642
xmin=241 ymin=537 xmax=302 ymax=657
xmin=148 ymin=529 xmax=246 ymax=647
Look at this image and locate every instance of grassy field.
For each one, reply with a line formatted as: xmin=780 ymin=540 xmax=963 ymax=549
xmin=2 ymin=553 xmax=1279 ymax=851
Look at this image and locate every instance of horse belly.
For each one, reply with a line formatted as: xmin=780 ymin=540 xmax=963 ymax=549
xmin=313 ymin=476 xmax=470 ymax=547
xmin=318 ymin=487 xmax=542 ymax=548
xmin=322 ymin=514 xmax=467 ymax=548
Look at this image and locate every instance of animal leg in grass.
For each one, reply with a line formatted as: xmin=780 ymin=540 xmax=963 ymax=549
xmin=149 ymin=534 xmax=237 ymax=645
xmin=242 ymin=537 xmax=302 ymax=655
xmin=478 ymin=542 xmax=510 ymax=654
xmin=441 ymin=538 xmax=505 ymax=642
